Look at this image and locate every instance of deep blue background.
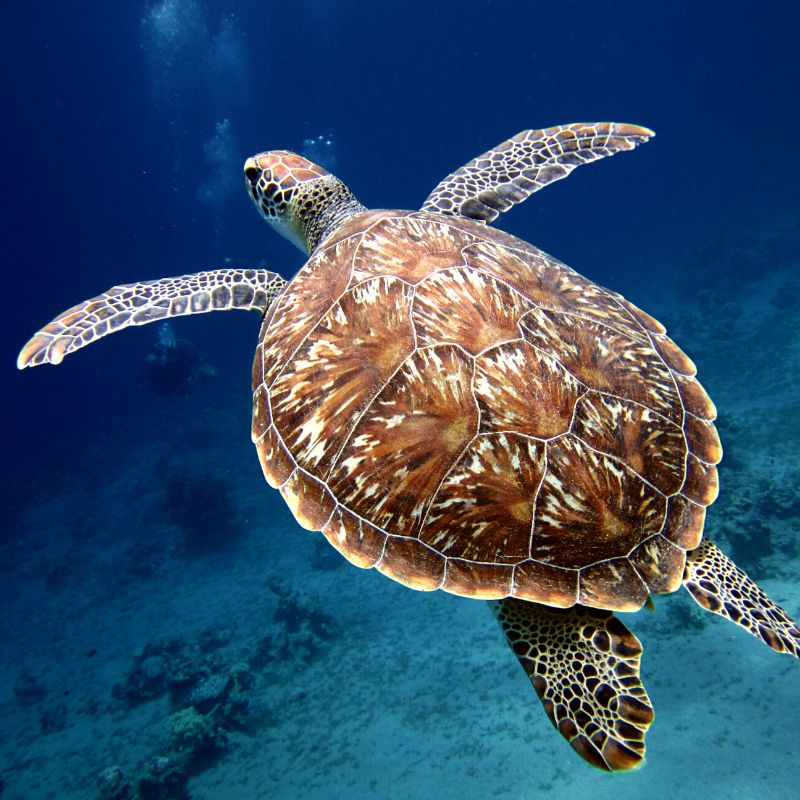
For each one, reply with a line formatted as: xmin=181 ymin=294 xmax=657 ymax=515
xmin=2 ymin=0 xmax=798 ymax=517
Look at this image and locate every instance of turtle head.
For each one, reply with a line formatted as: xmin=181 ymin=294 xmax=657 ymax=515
xmin=244 ymin=151 xmax=366 ymax=255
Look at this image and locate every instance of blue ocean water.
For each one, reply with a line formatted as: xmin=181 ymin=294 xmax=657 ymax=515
xmin=1 ymin=1 xmax=799 ymax=798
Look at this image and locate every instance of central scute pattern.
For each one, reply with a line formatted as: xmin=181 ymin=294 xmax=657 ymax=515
xmin=252 ymin=212 xmax=722 ymax=611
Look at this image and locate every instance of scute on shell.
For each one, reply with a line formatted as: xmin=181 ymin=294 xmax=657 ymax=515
xmin=254 ymin=212 xmax=720 ymax=610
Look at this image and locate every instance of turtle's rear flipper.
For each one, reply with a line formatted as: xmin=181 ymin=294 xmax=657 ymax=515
xmin=17 ymin=269 xmax=287 ymax=369
xmin=490 ymin=598 xmax=654 ymax=771
xmin=683 ymin=540 xmax=800 ymax=658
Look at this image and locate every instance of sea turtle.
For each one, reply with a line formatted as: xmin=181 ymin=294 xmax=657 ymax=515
xmin=18 ymin=122 xmax=800 ymax=771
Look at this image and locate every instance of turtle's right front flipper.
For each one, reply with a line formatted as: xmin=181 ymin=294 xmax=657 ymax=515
xmin=490 ymin=598 xmax=654 ymax=771
xmin=421 ymin=122 xmax=654 ymax=222
xmin=17 ymin=268 xmax=288 ymax=368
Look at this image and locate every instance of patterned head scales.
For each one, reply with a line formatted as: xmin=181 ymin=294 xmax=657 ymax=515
xmin=244 ymin=151 xmax=365 ymax=255
xmin=244 ymin=151 xmax=331 ymax=252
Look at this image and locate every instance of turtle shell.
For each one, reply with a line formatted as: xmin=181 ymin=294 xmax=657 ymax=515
xmin=251 ymin=210 xmax=722 ymax=611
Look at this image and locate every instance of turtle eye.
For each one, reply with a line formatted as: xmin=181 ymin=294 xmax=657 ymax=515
xmin=244 ymin=166 xmax=260 ymax=185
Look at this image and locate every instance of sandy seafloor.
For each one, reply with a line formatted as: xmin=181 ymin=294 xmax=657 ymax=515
xmin=2 ymin=214 xmax=800 ymax=800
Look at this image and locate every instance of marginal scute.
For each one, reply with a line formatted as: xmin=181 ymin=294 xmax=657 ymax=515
xmin=651 ymin=332 xmax=697 ymax=376
xmin=579 ymin=559 xmax=650 ymax=611
xmin=674 ymin=372 xmax=717 ymax=421
xmin=376 ymin=536 xmax=445 ymax=591
xmin=255 ymin=426 xmax=296 ymax=489
xmin=279 ymin=469 xmax=336 ymax=531
xmin=628 ymin=535 xmax=686 ymax=593
xmin=681 ymin=456 xmax=719 ymax=506
xmin=321 ymin=506 xmax=386 ymax=568
xmin=251 ymin=384 xmax=271 ymax=442
xmin=441 ymin=559 xmax=513 ymax=598
xmin=613 ymin=295 xmax=667 ymax=334
xmin=251 ymin=340 xmax=264 ymax=390
xmin=684 ymin=413 xmax=723 ymax=464
xmin=512 ymin=561 xmax=579 ymax=607
xmin=662 ymin=495 xmax=706 ymax=551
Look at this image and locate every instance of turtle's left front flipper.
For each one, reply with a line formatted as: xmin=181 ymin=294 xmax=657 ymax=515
xmin=17 ymin=269 xmax=288 ymax=369
xmin=684 ymin=540 xmax=800 ymax=658
xmin=490 ymin=598 xmax=654 ymax=771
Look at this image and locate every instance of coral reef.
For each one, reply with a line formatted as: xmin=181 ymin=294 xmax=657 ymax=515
xmin=266 ymin=577 xmax=336 ymax=639
xmin=250 ymin=577 xmax=338 ymax=666
xmin=166 ymin=706 xmax=224 ymax=760
xmin=107 ymin=630 xmax=260 ymax=795
xmin=136 ymin=756 xmax=189 ymax=800
xmin=112 ymin=636 xmax=231 ymax=708
xmin=112 ymin=641 xmax=180 ymax=706
xmin=97 ymin=580 xmax=337 ymax=796
xmin=188 ymin=674 xmax=231 ymax=713
xmin=97 ymin=765 xmax=129 ymax=799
